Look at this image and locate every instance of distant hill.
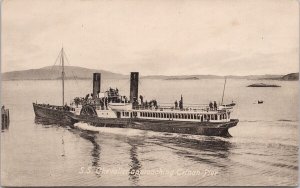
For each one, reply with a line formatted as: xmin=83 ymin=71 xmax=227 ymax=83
xmin=142 ymin=74 xmax=284 ymax=80
xmin=281 ymin=73 xmax=299 ymax=81
xmin=1 ymin=66 xmax=298 ymax=81
xmin=142 ymin=75 xmax=224 ymax=79
xmin=1 ymin=66 xmax=127 ymax=80
xmin=227 ymin=74 xmax=283 ymax=80
xmin=166 ymin=76 xmax=199 ymax=80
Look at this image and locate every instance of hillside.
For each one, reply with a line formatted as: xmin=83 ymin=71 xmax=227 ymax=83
xmin=142 ymin=74 xmax=284 ymax=80
xmin=142 ymin=75 xmax=224 ymax=79
xmin=281 ymin=73 xmax=299 ymax=81
xmin=1 ymin=66 xmax=298 ymax=81
xmin=1 ymin=66 xmax=127 ymax=80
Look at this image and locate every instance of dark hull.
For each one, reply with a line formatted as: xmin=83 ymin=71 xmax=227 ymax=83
xmin=33 ymin=103 xmax=238 ymax=137
xmin=130 ymin=119 xmax=238 ymax=137
xmin=74 ymin=115 xmax=238 ymax=137
xmin=33 ymin=103 xmax=78 ymax=126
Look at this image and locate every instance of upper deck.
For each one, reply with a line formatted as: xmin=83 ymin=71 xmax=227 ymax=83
xmin=132 ymin=104 xmax=230 ymax=114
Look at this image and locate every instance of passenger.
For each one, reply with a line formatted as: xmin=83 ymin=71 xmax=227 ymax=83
xmin=209 ymin=102 xmax=213 ymax=110
xmin=103 ymin=97 xmax=106 ymax=109
xmin=174 ymin=100 xmax=178 ymax=109
xmin=85 ymin=94 xmax=89 ymax=100
xmin=139 ymin=95 xmax=144 ymax=105
xmin=179 ymin=100 xmax=183 ymax=110
xmin=101 ymin=100 xmax=105 ymax=110
xmin=152 ymin=100 xmax=158 ymax=108
xmin=213 ymin=101 xmax=217 ymax=110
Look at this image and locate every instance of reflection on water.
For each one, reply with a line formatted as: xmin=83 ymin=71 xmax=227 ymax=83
xmin=78 ymin=131 xmax=101 ymax=177
xmin=127 ymin=138 xmax=143 ymax=185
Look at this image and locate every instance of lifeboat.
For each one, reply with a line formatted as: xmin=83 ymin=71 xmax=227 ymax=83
xmin=218 ymin=102 xmax=236 ymax=110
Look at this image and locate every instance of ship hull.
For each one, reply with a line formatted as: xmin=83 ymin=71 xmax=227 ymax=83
xmin=129 ymin=118 xmax=238 ymax=137
xmin=33 ymin=103 xmax=238 ymax=137
xmin=73 ymin=115 xmax=238 ymax=137
xmin=33 ymin=103 xmax=78 ymax=125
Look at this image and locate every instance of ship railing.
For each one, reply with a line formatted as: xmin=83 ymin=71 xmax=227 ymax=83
xmin=159 ymin=106 xmax=210 ymax=112
xmin=133 ymin=104 xmax=220 ymax=112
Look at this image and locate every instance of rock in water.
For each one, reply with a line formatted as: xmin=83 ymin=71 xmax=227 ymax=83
xmin=247 ymin=83 xmax=281 ymax=87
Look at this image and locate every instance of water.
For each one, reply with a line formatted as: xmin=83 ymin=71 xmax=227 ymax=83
xmin=1 ymin=79 xmax=298 ymax=186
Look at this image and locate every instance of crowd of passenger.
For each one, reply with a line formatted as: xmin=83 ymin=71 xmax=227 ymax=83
xmin=37 ymin=103 xmax=75 ymax=111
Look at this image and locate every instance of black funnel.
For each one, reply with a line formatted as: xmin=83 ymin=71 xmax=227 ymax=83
xmin=130 ymin=72 xmax=139 ymax=103
xmin=93 ymin=73 xmax=101 ymax=99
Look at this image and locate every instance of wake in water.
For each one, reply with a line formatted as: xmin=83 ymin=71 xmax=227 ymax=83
xmin=73 ymin=122 xmax=230 ymax=143
xmin=74 ymin=122 xmax=148 ymax=137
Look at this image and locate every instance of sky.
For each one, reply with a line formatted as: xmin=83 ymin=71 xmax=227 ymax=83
xmin=1 ymin=0 xmax=299 ymax=76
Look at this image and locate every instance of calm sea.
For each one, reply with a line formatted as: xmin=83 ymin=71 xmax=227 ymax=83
xmin=1 ymin=79 xmax=298 ymax=186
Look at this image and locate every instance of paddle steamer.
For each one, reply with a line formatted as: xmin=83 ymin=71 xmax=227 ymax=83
xmin=33 ymin=48 xmax=238 ymax=137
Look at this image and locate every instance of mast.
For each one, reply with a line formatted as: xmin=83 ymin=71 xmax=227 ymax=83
xmin=221 ymin=77 xmax=227 ymax=105
xmin=61 ymin=48 xmax=65 ymax=106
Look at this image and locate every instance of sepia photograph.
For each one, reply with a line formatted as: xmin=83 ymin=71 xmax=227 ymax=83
xmin=1 ymin=0 xmax=299 ymax=186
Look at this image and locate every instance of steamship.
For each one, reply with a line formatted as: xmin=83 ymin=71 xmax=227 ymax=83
xmin=33 ymin=48 xmax=238 ymax=137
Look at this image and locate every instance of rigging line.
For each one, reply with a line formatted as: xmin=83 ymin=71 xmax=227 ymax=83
xmin=62 ymin=50 xmax=81 ymax=91
xmin=62 ymin=50 xmax=71 ymax=66
xmin=50 ymin=49 xmax=62 ymax=71
xmin=221 ymin=77 xmax=227 ymax=105
xmin=63 ymin=50 xmax=74 ymax=79
xmin=55 ymin=51 xmax=62 ymax=80
xmin=64 ymin=51 xmax=79 ymax=84
xmin=44 ymin=49 xmax=62 ymax=80
xmin=52 ymin=50 xmax=63 ymax=80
